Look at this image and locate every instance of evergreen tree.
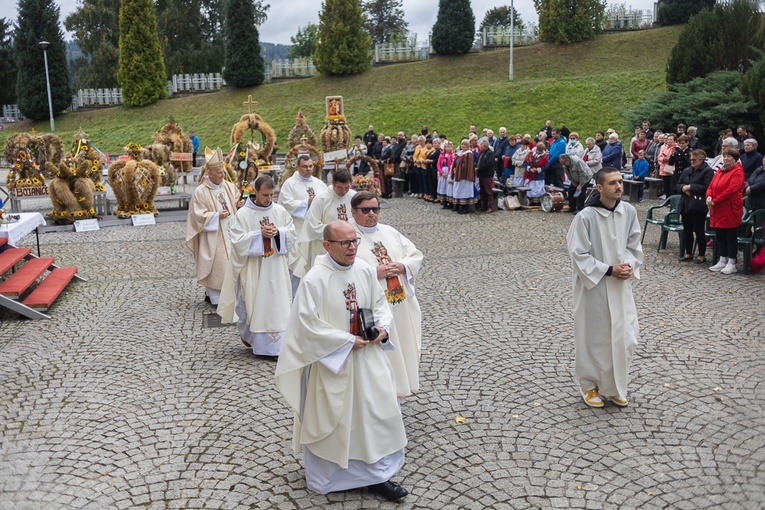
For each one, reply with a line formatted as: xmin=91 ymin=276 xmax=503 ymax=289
xmin=0 ymin=18 xmax=17 ymax=106
xmin=665 ymin=0 xmax=762 ymax=84
xmin=117 ymin=0 xmax=167 ymax=106
xmin=657 ymin=0 xmax=715 ymax=26
xmin=362 ymin=0 xmax=408 ymax=46
xmin=314 ymin=0 xmax=371 ymax=76
xmin=222 ymin=0 xmax=266 ymax=87
xmin=431 ymin=0 xmax=475 ymax=55
xmin=742 ymin=50 xmax=765 ymax=140
xmin=533 ymin=0 xmax=606 ymax=44
xmin=625 ymin=71 xmax=759 ymax=152
xmin=13 ymin=0 xmax=71 ymax=121
xmin=479 ymin=5 xmax=525 ymax=32
xmin=64 ymin=0 xmax=120 ymax=89
xmin=288 ymin=24 xmax=319 ymax=59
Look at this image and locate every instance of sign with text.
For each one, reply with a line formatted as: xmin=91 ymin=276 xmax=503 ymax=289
xmin=156 ymin=186 xmax=173 ymax=196
xmin=74 ymin=219 xmax=100 ymax=232
xmin=170 ymin=152 xmax=193 ymax=161
xmin=323 ymin=149 xmax=348 ymax=162
xmin=260 ymin=165 xmax=282 ymax=172
xmin=13 ymin=186 xmax=49 ymax=197
xmin=118 ymin=155 xmax=130 ymax=161
xmin=131 ymin=214 xmax=156 ymax=226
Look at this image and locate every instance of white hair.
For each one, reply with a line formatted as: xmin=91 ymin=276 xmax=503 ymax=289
xmin=723 ymin=137 xmax=739 ymax=149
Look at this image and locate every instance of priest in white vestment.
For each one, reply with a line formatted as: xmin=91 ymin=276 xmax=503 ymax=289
xmin=275 ymin=220 xmax=409 ymax=502
xmin=277 ymin=154 xmax=328 ymax=294
xmin=294 ymin=169 xmax=356 ymax=278
xmin=218 ymin=175 xmax=296 ymax=356
xmin=350 ymin=191 xmax=423 ymax=397
xmin=566 ymin=167 xmax=643 ymax=408
xmin=185 ymin=147 xmax=243 ymax=305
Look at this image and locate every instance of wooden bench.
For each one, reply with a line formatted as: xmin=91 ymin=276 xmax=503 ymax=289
xmin=492 ymin=187 xmax=504 ymax=211
xmin=622 ymin=179 xmax=643 ymax=203
xmin=106 ymin=193 xmax=191 ymax=215
xmin=645 ymin=177 xmax=663 ymax=199
xmin=391 ymin=177 xmax=406 ymax=198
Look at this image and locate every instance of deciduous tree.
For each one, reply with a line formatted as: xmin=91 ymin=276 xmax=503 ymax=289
xmin=479 ymin=5 xmax=524 ymax=32
xmin=314 ymin=0 xmax=371 ymax=76
xmin=431 ymin=0 xmax=475 ymax=55
xmin=117 ymin=0 xmax=167 ymax=106
xmin=534 ymin=0 xmax=606 ymax=44
xmin=222 ymin=0 xmax=266 ymax=87
xmin=14 ymin=0 xmax=71 ymax=120
xmin=288 ymin=24 xmax=319 ymax=59
xmin=64 ymin=0 xmax=120 ymax=89
xmin=362 ymin=0 xmax=408 ymax=46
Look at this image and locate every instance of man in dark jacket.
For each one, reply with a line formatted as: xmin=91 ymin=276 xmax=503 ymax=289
xmin=363 ymin=125 xmax=378 ymax=151
xmin=476 ymin=138 xmax=496 ymax=213
xmin=493 ymin=127 xmax=510 ymax=180
xmin=745 ymin=156 xmax=765 ymax=211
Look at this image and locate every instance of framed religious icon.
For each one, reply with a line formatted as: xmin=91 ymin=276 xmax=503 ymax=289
xmin=325 ymin=96 xmax=344 ymax=117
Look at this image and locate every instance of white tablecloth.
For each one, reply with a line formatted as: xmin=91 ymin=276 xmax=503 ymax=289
xmin=0 ymin=212 xmax=46 ymax=246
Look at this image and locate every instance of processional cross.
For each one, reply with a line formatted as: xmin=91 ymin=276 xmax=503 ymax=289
xmin=243 ymin=95 xmax=258 ymax=115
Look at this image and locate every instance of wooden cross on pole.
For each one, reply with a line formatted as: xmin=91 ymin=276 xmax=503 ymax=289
xmin=243 ymin=95 xmax=258 ymax=115
xmin=300 ymin=135 xmax=308 ymax=146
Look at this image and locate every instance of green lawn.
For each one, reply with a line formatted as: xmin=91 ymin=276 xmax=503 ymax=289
xmin=1 ymin=26 xmax=683 ymax=154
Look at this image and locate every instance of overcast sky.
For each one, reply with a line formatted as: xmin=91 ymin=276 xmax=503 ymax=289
xmin=1 ymin=0 xmax=658 ymax=46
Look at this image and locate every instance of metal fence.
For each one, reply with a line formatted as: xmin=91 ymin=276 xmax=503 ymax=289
xmin=603 ymin=11 xmax=654 ymax=30
xmin=374 ymin=43 xmax=430 ymax=63
xmin=480 ymin=27 xmax=539 ymax=48
xmin=168 ymin=73 xmax=225 ymax=95
xmin=2 ymin=104 xmax=24 ymax=122
xmin=269 ymin=59 xmax=316 ymax=79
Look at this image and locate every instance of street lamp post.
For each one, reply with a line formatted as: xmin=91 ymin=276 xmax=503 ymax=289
xmin=509 ymin=0 xmax=514 ymax=81
xmin=38 ymin=41 xmax=55 ymax=132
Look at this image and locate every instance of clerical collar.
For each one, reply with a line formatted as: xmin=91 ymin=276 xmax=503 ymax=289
xmin=245 ymin=197 xmax=273 ymax=211
xmin=356 ymin=223 xmax=378 ymax=234
xmin=206 ymin=179 xmax=223 ymax=190
xmin=321 ymin=253 xmax=353 ymax=271
xmin=299 ymin=175 xmax=314 ymax=183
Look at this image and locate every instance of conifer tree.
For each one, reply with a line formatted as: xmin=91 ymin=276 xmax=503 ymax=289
xmin=431 ymin=0 xmax=475 ymax=55
xmin=534 ymin=0 xmax=606 ymax=44
xmin=117 ymin=0 xmax=167 ymax=107
xmin=314 ymin=0 xmax=372 ymax=76
xmin=362 ymin=0 xmax=408 ymax=46
xmin=657 ymin=0 xmax=715 ymax=26
xmin=0 ymin=18 xmax=16 ymax=106
xmin=65 ymin=0 xmax=121 ymax=89
xmin=13 ymin=0 xmax=72 ymax=121
xmin=222 ymin=0 xmax=266 ymax=87
xmin=665 ymin=0 xmax=762 ymax=84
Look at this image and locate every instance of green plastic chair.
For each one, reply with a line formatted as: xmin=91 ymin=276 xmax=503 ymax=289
xmin=642 ymin=195 xmax=678 ymax=245
xmin=659 ymin=208 xmax=684 ymax=256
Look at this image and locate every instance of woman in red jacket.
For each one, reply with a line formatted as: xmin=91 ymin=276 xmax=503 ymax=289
xmin=707 ymin=148 xmax=745 ymax=274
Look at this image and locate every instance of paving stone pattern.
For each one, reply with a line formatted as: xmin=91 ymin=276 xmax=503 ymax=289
xmin=1 ymin=197 xmax=764 ymax=509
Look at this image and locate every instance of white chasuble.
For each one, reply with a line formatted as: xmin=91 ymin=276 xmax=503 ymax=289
xmin=185 ymin=178 xmax=240 ymax=296
xmin=294 ymin=187 xmax=356 ymax=277
xmin=217 ymin=200 xmax=296 ymax=354
xmin=277 ymin=173 xmax=328 ymax=273
xmin=352 ymin=221 xmax=423 ymax=397
xmin=275 ymin=255 xmax=406 ymax=492
xmin=566 ymin=201 xmax=643 ymax=399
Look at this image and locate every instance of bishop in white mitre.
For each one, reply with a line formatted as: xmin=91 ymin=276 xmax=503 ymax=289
xmin=294 ymin=169 xmax=356 ymax=277
xmin=275 ymin=220 xmax=409 ymax=502
xmin=277 ymin=154 xmax=328 ymax=294
xmin=218 ymin=175 xmax=296 ymax=356
xmin=185 ymin=147 xmax=242 ymax=305
xmin=350 ymin=191 xmax=423 ymax=397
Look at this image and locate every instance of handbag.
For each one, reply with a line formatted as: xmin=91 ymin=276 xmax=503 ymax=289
xmin=503 ymin=195 xmax=521 ymax=210
xmin=664 ymin=164 xmax=675 ymax=175
xmin=384 ymin=162 xmax=395 ymax=177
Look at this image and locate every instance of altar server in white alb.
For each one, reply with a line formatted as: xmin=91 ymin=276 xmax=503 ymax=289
xmin=350 ymin=191 xmax=423 ymax=397
xmin=566 ymin=167 xmax=643 ymax=408
xmin=277 ymin=154 xmax=328 ymax=293
xmin=275 ymin=220 xmax=409 ymax=503
xmin=218 ymin=175 xmax=296 ymax=356
xmin=185 ymin=147 xmax=243 ymax=304
xmin=294 ymin=169 xmax=356 ymax=277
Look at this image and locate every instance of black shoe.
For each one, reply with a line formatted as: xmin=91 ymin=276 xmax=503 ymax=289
xmin=458 ymin=205 xmax=469 ymax=214
xmin=368 ymin=480 xmax=408 ymax=502
xmin=204 ymin=295 xmax=211 ymax=303
xmin=241 ymin=338 xmax=252 ymax=348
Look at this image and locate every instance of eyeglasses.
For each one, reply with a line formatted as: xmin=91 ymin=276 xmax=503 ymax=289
xmin=326 ymin=237 xmax=361 ymax=249
xmin=355 ymin=207 xmax=380 ymax=214
xmin=298 ymin=164 xmax=313 ymax=169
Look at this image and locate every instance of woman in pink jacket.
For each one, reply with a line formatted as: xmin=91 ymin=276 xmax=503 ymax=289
xmin=657 ymin=133 xmax=678 ymax=200
xmin=437 ymin=141 xmax=455 ymax=209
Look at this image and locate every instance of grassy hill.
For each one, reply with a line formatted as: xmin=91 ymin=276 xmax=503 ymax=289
xmin=1 ymin=26 xmax=683 ymax=153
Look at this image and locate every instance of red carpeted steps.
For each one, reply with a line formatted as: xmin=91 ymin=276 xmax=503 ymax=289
xmin=21 ymin=267 xmax=79 ymax=311
xmin=0 ymin=257 xmax=55 ymax=298
xmin=0 ymin=247 xmax=32 ymax=275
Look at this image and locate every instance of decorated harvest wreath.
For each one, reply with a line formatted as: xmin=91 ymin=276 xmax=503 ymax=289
xmin=279 ymin=141 xmax=324 ymax=186
xmin=107 ymin=142 xmax=161 ymax=219
xmin=4 ymin=132 xmax=62 ymax=191
xmin=287 ymin=111 xmax=317 ymax=149
xmin=152 ymin=122 xmax=193 ymax=187
xmin=227 ymin=112 xmax=276 ymax=190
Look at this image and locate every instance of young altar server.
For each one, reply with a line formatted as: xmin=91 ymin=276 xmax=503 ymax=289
xmin=217 ymin=175 xmax=295 ymax=356
xmin=566 ymin=167 xmax=643 ymax=408
xmin=275 ymin=220 xmax=408 ymax=502
xmin=185 ymin=147 xmax=243 ymax=304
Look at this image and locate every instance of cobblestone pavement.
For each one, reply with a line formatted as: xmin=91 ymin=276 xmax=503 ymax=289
xmin=1 ymin=196 xmax=764 ymax=510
